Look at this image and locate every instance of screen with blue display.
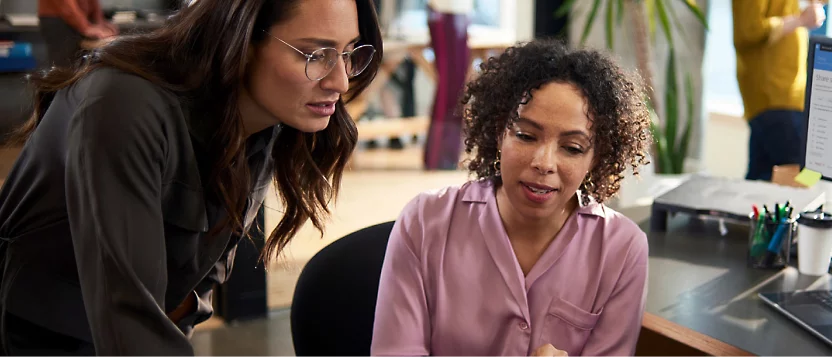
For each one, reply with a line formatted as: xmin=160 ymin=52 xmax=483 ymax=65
xmin=805 ymin=42 xmax=832 ymax=177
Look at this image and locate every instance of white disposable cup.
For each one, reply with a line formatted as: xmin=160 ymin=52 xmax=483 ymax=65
xmin=797 ymin=212 xmax=832 ymax=276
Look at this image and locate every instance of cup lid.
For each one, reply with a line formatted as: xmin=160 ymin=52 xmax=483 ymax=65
xmin=797 ymin=211 xmax=832 ymax=229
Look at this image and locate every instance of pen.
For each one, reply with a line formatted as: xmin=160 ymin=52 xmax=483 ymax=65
xmin=751 ymin=213 xmax=768 ymax=257
xmin=767 ymin=218 xmax=788 ymax=253
xmin=775 ymin=203 xmax=780 ymax=222
xmin=764 ymin=217 xmax=790 ymax=266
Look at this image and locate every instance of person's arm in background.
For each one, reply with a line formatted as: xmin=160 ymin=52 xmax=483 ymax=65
xmin=65 ymin=73 xmax=194 ymax=355
xmin=40 ymin=0 xmax=106 ymax=38
xmin=89 ymin=0 xmax=119 ymax=36
xmin=733 ymin=0 xmax=826 ymax=51
xmin=371 ymin=195 xmax=431 ymax=356
xmin=579 ymin=233 xmax=649 ymax=356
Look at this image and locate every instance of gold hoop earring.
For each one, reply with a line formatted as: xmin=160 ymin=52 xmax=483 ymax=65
xmin=581 ymin=172 xmax=595 ymax=192
xmin=493 ymin=150 xmax=501 ymax=176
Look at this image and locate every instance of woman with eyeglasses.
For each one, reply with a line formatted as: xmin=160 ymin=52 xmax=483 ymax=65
xmin=0 ymin=0 xmax=380 ymax=354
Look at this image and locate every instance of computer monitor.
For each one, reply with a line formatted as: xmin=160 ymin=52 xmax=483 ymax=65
xmin=803 ymin=35 xmax=832 ymax=181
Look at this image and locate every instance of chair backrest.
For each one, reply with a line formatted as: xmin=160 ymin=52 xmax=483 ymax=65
xmin=290 ymin=221 xmax=395 ymax=356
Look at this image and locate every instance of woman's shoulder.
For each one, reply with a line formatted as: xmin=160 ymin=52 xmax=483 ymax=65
xmin=75 ymin=67 xmax=181 ymax=109
xmin=398 ymin=179 xmax=491 ymax=223
xmin=405 ymin=179 xmax=489 ymax=208
xmin=65 ymin=66 xmax=189 ymax=136
xmin=590 ymin=204 xmax=649 ymax=258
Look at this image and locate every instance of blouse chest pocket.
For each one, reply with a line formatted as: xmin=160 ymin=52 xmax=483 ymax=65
xmin=161 ymin=181 xmax=210 ymax=233
xmin=541 ymin=296 xmax=602 ymax=356
xmin=161 ymin=181 xmax=210 ymax=269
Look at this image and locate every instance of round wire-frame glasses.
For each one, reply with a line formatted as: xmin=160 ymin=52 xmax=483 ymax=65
xmin=263 ymin=30 xmax=376 ymax=81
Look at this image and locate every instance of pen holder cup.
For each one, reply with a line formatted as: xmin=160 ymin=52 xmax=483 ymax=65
xmin=748 ymin=214 xmax=795 ymax=269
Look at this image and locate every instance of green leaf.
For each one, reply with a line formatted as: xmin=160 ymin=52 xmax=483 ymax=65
xmin=680 ymin=0 xmax=709 ymax=30
xmin=675 ymin=72 xmax=695 ymax=174
xmin=664 ymin=50 xmax=679 ymax=166
xmin=666 ymin=0 xmax=688 ymax=42
xmin=646 ymin=0 xmax=657 ymax=43
xmin=655 ymin=0 xmax=675 ymax=49
xmin=554 ymin=0 xmax=578 ymax=19
xmin=580 ymin=0 xmax=604 ymax=46
xmin=650 ymin=120 xmax=674 ymax=173
xmin=606 ymin=0 xmax=615 ymax=49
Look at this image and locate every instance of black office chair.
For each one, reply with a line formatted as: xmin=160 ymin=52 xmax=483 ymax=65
xmin=290 ymin=221 xmax=395 ymax=356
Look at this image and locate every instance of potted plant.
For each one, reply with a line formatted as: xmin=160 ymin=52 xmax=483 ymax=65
xmin=556 ymin=0 xmax=708 ymax=206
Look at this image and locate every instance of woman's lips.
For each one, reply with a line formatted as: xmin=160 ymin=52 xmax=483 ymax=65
xmin=307 ymin=102 xmax=336 ymax=116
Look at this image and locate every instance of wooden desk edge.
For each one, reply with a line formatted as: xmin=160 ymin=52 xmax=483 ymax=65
xmin=638 ymin=312 xmax=755 ymax=356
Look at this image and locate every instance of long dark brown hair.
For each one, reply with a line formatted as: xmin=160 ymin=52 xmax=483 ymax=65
xmin=7 ymin=0 xmax=383 ymax=264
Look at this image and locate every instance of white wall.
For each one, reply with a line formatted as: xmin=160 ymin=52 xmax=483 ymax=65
xmin=514 ymin=0 xmax=534 ymax=42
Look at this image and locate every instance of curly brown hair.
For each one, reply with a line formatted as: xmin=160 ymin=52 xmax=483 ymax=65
xmin=462 ymin=38 xmax=652 ymax=204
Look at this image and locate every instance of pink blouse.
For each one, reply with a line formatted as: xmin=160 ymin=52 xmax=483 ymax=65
xmin=371 ymin=180 xmax=648 ymax=356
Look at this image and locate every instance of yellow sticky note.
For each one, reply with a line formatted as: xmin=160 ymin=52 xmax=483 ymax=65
xmin=795 ymin=168 xmax=823 ymax=187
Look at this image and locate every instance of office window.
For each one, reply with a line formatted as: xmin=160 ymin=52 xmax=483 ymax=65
xmin=702 ymin=2 xmax=743 ymax=117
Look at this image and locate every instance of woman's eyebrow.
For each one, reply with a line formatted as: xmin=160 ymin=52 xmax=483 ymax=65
xmin=516 ymin=116 xmax=543 ymax=130
xmin=560 ymin=130 xmax=590 ymax=139
xmin=295 ymin=36 xmax=361 ymax=48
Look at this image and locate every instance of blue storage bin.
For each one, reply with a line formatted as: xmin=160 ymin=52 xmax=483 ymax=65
xmin=0 ymin=42 xmax=37 ymax=72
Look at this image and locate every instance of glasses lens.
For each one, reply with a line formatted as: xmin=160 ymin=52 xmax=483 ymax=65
xmin=306 ymin=48 xmax=339 ymax=80
xmin=347 ymin=45 xmax=376 ymax=78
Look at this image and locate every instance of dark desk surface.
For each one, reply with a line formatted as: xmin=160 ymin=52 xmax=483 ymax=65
xmin=643 ymin=215 xmax=832 ymax=355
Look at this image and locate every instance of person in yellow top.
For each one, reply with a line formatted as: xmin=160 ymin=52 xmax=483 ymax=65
xmin=733 ymin=0 xmax=826 ymax=180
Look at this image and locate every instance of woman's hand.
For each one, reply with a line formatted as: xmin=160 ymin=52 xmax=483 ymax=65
xmin=102 ymin=21 xmax=120 ymax=36
xmin=81 ymin=25 xmax=110 ymax=39
xmin=531 ymin=344 xmax=568 ymax=356
xmin=800 ymin=1 xmax=827 ymax=30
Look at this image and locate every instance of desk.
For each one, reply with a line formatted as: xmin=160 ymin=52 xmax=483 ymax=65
xmin=643 ymin=214 xmax=832 ymax=355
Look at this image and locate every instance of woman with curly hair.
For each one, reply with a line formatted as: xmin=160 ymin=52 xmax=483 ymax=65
xmin=371 ymin=38 xmax=652 ymax=356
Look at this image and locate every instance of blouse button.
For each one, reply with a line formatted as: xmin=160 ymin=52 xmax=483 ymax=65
xmin=519 ymin=321 xmax=529 ymax=330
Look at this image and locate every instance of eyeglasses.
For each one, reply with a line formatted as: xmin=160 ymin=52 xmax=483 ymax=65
xmin=263 ymin=30 xmax=376 ymax=81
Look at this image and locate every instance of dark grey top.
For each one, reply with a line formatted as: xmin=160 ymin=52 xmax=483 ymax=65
xmin=0 ymin=67 xmax=277 ymax=355
xmin=644 ymin=215 xmax=832 ymax=356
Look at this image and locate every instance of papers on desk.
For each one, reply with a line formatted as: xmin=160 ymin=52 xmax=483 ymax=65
xmin=111 ymin=11 xmax=137 ymax=24
xmin=4 ymin=14 xmax=38 ymax=27
xmin=653 ymin=174 xmax=827 ymax=222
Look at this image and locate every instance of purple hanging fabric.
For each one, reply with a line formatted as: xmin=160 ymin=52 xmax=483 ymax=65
xmin=424 ymin=6 xmax=470 ymax=170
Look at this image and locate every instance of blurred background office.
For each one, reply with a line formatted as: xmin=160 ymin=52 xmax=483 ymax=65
xmin=38 ymin=0 xmax=119 ymax=68
xmin=2 ymin=0 xmax=832 ymax=355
